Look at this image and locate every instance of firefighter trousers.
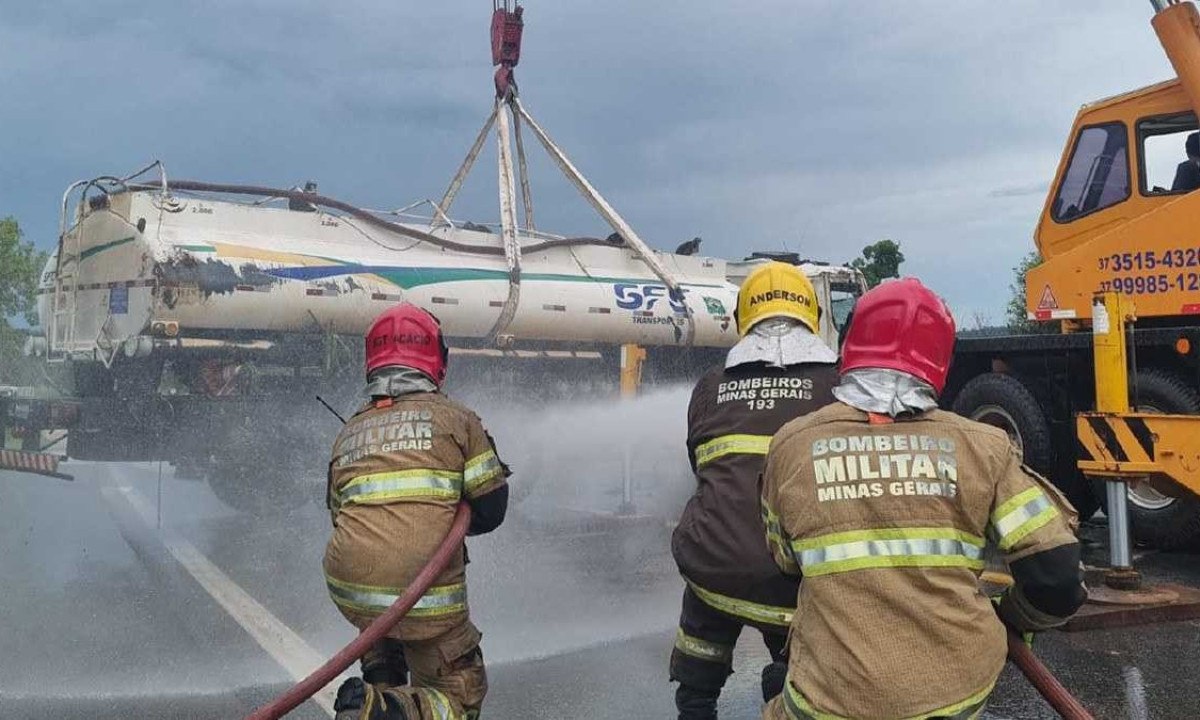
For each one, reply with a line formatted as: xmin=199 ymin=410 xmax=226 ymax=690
xmin=335 ymin=618 xmax=487 ymax=720
xmin=670 ymin=586 xmax=788 ymax=719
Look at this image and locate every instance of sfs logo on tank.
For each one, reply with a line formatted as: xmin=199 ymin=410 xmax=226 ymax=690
xmin=612 ymin=283 xmax=687 ymax=315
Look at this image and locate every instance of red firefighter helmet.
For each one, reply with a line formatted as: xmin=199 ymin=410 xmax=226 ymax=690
xmin=364 ymin=303 xmax=448 ymax=385
xmin=839 ymin=278 xmax=956 ymax=394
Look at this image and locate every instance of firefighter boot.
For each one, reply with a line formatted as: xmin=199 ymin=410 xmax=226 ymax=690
xmin=333 ymin=678 xmax=368 ymax=720
xmin=332 ymin=677 xmax=418 ymax=720
xmin=362 ymin=638 xmax=409 ymax=688
xmin=675 ymin=683 xmax=720 ymax=720
xmin=670 ymin=632 xmax=729 ymax=719
xmin=761 ymin=661 xmax=788 ymax=703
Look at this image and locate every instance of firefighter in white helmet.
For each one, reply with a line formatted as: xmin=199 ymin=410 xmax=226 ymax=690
xmin=670 ymin=262 xmax=840 ymax=719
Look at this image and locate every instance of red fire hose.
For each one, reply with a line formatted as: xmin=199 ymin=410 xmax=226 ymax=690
xmin=244 ymin=503 xmax=472 ymax=720
xmin=1007 ymin=631 xmax=1094 ymax=720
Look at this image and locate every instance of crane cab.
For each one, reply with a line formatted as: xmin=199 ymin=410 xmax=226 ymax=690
xmin=1028 ymin=79 xmax=1200 ymax=323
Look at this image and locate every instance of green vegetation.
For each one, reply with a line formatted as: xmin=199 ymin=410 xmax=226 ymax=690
xmin=849 ymin=239 xmax=905 ymax=288
xmin=0 ymin=217 xmax=48 ymax=384
xmin=1005 ymin=251 xmax=1053 ymax=333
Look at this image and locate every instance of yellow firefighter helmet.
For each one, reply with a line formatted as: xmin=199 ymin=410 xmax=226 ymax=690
xmin=735 ymin=261 xmax=819 ymax=336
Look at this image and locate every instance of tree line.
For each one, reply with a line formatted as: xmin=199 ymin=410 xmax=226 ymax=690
xmin=0 ymin=217 xmax=46 ymax=385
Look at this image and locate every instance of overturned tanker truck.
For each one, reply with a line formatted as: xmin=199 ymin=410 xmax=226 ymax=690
xmin=2 ymin=163 xmax=865 ymax=515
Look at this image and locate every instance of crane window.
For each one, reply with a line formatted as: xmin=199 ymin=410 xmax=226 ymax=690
xmin=1138 ymin=112 xmax=1200 ymax=195
xmin=1051 ymin=122 xmax=1129 ymax=223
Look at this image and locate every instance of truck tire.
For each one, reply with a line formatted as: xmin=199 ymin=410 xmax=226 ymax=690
xmin=952 ymin=373 xmax=1090 ymax=511
xmin=1095 ymin=367 xmax=1200 ymax=550
xmin=207 ymin=413 xmax=316 ymax=517
xmin=208 ymin=456 xmax=310 ymax=517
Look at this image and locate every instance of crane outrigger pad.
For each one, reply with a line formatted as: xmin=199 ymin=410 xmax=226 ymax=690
xmin=1065 ymin=582 xmax=1200 ymax=631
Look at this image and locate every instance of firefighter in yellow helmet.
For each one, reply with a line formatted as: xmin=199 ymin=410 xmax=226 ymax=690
xmin=670 ymin=262 xmax=840 ymax=719
xmin=760 ymin=279 xmax=1085 ymax=720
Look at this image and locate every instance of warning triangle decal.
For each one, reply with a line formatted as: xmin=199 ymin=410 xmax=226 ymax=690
xmin=1037 ymin=284 xmax=1058 ymax=310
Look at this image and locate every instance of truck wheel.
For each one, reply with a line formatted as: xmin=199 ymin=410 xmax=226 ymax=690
xmin=207 ymin=414 xmax=316 ymax=518
xmin=1094 ymin=368 xmax=1200 ymax=550
xmin=952 ymin=373 xmax=1083 ymax=507
xmin=208 ymin=454 xmax=310 ymax=518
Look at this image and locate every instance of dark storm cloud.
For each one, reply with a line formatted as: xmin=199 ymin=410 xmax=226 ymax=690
xmin=0 ymin=1 xmax=1176 ymax=318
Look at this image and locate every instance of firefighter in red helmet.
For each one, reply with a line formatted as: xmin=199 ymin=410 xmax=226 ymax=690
xmin=760 ymin=278 xmax=1085 ymax=720
xmin=326 ymin=303 xmax=510 ymax=720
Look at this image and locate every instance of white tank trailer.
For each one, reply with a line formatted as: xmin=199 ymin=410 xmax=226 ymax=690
xmin=21 ymin=174 xmax=864 ymax=513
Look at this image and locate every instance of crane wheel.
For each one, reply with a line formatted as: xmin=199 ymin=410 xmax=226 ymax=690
xmin=951 ymin=373 xmax=1094 ymax=514
xmin=1093 ymin=367 xmax=1200 ymax=550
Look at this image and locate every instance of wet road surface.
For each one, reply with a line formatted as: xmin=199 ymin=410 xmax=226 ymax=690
xmin=2 ymin=461 xmax=1199 ymax=719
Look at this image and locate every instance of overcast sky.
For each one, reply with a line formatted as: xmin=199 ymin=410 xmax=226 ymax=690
xmin=0 ymin=1 xmax=1179 ymax=323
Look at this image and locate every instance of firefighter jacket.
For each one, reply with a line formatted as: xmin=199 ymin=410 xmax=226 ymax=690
xmin=761 ymin=402 xmax=1084 ymax=720
xmin=671 ymin=360 xmax=838 ymax=628
xmin=323 ymin=391 xmax=509 ymax=638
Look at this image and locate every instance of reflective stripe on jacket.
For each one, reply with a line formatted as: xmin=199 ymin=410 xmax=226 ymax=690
xmin=790 ymin=527 xmax=986 ymax=577
xmin=326 ymin=575 xmax=468 ymax=619
xmin=782 ymin=679 xmax=992 ymax=720
xmin=685 ymin=579 xmax=794 ymax=627
xmin=693 ymin=433 xmax=772 ymax=468
xmin=334 ymin=469 xmax=463 ymax=508
xmin=332 ymin=448 xmax=504 ymax=510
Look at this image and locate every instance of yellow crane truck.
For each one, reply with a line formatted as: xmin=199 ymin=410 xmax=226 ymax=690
xmin=946 ymin=0 xmax=1200 ymax=552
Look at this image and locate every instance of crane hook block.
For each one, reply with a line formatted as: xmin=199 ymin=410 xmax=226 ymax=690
xmin=491 ymin=5 xmax=524 ymax=68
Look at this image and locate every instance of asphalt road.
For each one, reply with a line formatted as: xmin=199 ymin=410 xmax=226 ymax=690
xmin=2 ymin=461 xmax=1199 ymax=719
